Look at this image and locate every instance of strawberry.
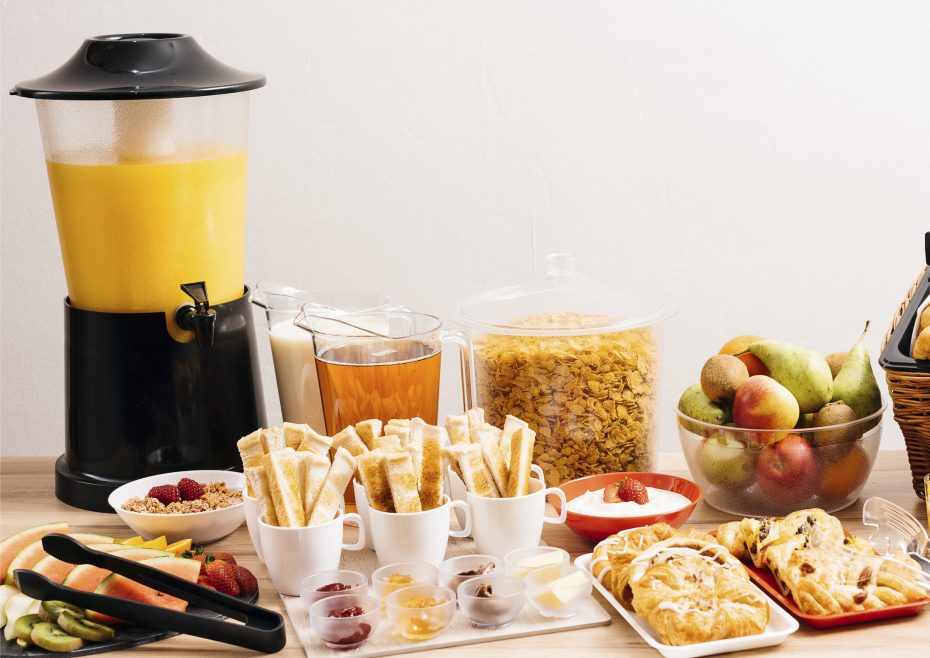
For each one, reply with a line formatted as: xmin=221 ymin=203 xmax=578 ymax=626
xmin=604 ymin=477 xmax=649 ymax=505
xmin=147 ymin=484 xmax=181 ymax=505
xmin=205 ymin=558 xmax=240 ymax=596
xmin=212 ymin=551 xmax=237 ymax=566
xmin=197 ymin=575 xmax=216 ymax=590
xmin=235 ymin=565 xmax=258 ymax=595
xmin=177 ymin=477 xmax=205 ymax=501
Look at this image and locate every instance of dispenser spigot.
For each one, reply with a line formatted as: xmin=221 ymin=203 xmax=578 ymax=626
xmin=176 ymin=281 xmax=216 ymax=347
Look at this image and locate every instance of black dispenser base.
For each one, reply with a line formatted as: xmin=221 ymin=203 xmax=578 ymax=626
xmin=57 ymin=288 xmax=266 ymax=512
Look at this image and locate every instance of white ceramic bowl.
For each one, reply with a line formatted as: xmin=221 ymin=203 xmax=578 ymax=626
xmin=108 ymin=470 xmax=245 ymax=544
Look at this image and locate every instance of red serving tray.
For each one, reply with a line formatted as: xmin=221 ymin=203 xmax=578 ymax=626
xmin=708 ymin=531 xmax=929 ymax=628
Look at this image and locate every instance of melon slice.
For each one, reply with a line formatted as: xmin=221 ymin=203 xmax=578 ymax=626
xmin=88 ymin=556 xmax=200 ymax=624
xmin=31 ymin=555 xmax=77 ymax=584
xmin=62 ymin=548 xmax=172 ymax=593
xmin=87 ymin=544 xmax=129 ymax=553
xmin=0 ymin=522 xmax=68 ymax=578
xmin=5 ymin=533 xmax=114 ymax=585
xmin=3 ymin=593 xmax=39 ymax=640
xmin=0 ymin=583 xmax=19 ymax=628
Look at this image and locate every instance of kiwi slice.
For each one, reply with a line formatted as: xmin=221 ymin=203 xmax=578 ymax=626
xmin=16 ymin=637 xmax=32 ymax=648
xmin=30 ymin=622 xmax=84 ymax=653
xmin=40 ymin=600 xmax=85 ymax=622
xmin=57 ymin=609 xmax=115 ymax=642
xmin=14 ymin=613 xmax=42 ymax=642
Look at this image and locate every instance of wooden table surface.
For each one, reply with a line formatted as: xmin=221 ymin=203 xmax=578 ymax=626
xmin=2 ymin=452 xmax=928 ymax=657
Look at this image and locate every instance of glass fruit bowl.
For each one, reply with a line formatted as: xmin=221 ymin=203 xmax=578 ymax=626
xmin=676 ymin=402 xmax=885 ymax=516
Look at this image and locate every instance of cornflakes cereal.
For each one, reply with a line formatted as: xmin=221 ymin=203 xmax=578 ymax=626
xmin=474 ymin=313 xmax=658 ymax=486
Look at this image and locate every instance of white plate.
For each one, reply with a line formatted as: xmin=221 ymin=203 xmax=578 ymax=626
xmin=108 ymin=470 xmax=245 ymax=544
xmin=575 ymin=553 xmax=798 ymax=658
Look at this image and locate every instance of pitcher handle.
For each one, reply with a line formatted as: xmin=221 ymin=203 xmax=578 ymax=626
xmin=341 ymin=512 xmax=366 ymax=551
xmin=440 ymin=328 xmax=476 ymax=411
xmin=448 ymin=499 xmax=472 ymax=538
xmin=543 ymin=488 xmax=568 ymax=525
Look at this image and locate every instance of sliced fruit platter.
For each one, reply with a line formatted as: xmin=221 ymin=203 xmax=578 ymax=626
xmin=0 ymin=522 xmax=258 ymax=654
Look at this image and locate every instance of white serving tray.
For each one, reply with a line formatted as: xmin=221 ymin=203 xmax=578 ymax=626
xmin=575 ymin=553 xmax=799 ymax=658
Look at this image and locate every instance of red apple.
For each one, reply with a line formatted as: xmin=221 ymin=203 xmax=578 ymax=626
xmin=732 ymin=375 xmax=800 ymax=444
xmin=755 ymin=434 xmax=821 ymax=505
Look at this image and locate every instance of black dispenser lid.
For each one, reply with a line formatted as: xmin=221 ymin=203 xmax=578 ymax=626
xmin=11 ymin=33 xmax=265 ymax=100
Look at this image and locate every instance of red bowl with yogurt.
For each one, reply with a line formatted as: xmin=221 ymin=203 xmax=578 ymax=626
xmin=551 ymin=472 xmax=702 ymax=543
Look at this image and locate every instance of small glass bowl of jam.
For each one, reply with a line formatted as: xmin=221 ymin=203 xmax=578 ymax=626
xmin=371 ymin=562 xmax=439 ymax=614
xmin=386 ymin=585 xmax=456 ymax=641
xmin=439 ymin=554 xmax=501 ymax=594
xmin=457 ymin=575 xmax=525 ymax=628
xmin=300 ymin=570 xmax=368 ymax=611
xmin=309 ymin=593 xmax=380 ymax=650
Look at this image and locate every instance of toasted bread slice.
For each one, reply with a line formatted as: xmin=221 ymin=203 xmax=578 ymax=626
xmin=386 ymin=418 xmax=411 ymax=427
xmin=506 ymin=426 xmax=536 ymax=498
xmin=244 ymin=465 xmax=278 ymax=526
xmin=356 ymin=449 xmax=395 ymax=512
xmin=419 ymin=428 xmax=444 ymax=510
xmin=295 ymin=451 xmax=330 ymax=521
xmin=308 ymin=447 xmax=357 ymax=525
xmin=406 ymin=422 xmax=425 ymax=487
xmin=384 ymin=451 xmax=423 ymax=513
xmin=445 ymin=414 xmax=470 ymax=445
xmin=476 ymin=424 xmax=508 ymax=496
xmin=297 ymin=427 xmax=333 ymax=455
xmin=465 ymin=408 xmax=485 ymax=441
xmin=500 ymin=415 xmax=529 ymax=471
xmin=384 ymin=424 xmax=410 ymax=446
xmin=443 ymin=445 xmax=464 ymax=482
xmin=262 ymin=447 xmax=305 ymax=527
xmin=237 ymin=429 xmax=265 ymax=495
xmin=260 ymin=427 xmax=285 ymax=453
xmin=354 ymin=419 xmax=383 ymax=450
xmin=282 ymin=422 xmax=311 ymax=450
xmin=374 ymin=434 xmax=402 ymax=453
xmin=332 ymin=426 xmax=369 ymax=457
xmin=457 ymin=442 xmax=500 ymax=498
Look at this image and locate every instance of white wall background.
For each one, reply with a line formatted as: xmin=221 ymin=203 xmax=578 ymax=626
xmin=2 ymin=0 xmax=928 ymax=457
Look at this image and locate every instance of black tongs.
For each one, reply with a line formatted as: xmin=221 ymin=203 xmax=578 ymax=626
xmin=14 ymin=534 xmax=286 ymax=653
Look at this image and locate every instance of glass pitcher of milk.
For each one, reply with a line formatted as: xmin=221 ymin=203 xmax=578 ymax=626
xmin=251 ymin=283 xmax=392 ymax=432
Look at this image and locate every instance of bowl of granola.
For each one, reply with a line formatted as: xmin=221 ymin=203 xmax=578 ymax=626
xmin=108 ymin=470 xmax=245 ymax=544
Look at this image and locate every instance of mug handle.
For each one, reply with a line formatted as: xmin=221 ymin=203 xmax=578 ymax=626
xmin=448 ymin=499 xmax=472 ymax=538
xmin=440 ymin=329 xmax=475 ymax=412
xmin=543 ymin=488 xmax=568 ymax=525
xmin=341 ymin=512 xmax=366 ymax=551
xmin=531 ymin=464 xmax=545 ymax=481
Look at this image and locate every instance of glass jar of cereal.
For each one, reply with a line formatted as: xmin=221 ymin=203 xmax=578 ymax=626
xmin=456 ymin=254 xmax=674 ymax=486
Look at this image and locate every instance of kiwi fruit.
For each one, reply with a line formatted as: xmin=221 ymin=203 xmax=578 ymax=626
xmin=825 ymin=351 xmax=848 ymax=379
xmin=16 ymin=638 xmax=31 ymax=649
xmin=40 ymin=600 xmax=84 ymax=622
xmin=14 ymin=613 xmax=42 ymax=642
xmin=700 ymin=354 xmax=749 ymax=402
xmin=812 ymin=401 xmax=860 ymax=458
xmin=30 ymin=622 xmax=84 ymax=653
xmin=57 ymin=609 xmax=115 ymax=642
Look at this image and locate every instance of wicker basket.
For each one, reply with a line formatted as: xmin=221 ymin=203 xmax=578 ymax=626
xmin=881 ymin=266 xmax=930 ymax=498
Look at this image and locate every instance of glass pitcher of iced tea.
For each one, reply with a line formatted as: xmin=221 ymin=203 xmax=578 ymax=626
xmin=295 ymin=310 xmax=474 ymax=433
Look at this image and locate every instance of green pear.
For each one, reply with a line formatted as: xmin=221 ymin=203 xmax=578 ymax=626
xmin=831 ymin=322 xmax=882 ymax=419
xmin=748 ymin=340 xmax=833 ymax=413
xmin=678 ymin=384 xmax=730 ymax=428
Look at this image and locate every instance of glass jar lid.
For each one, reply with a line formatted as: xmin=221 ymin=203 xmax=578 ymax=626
xmin=456 ymin=253 xmax=675 ymax=336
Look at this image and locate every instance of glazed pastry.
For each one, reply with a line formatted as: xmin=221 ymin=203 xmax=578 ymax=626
xmin=590 ymin=523 xmax=677 ymax=602
xmin=631 ymin=554 xmax=769 ymax=646
xmin=717 ymin=508 xmax=928 ymax=615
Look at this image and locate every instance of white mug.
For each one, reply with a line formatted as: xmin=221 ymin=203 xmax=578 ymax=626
xmin=258 ymin=509 xmax=365 ymax=596
xmin=466 ymin=474 xmax=567 ymax=559
xmin=447 ymin=464 xmax=545 ymax=538
xmin=352 ymin=480 xmax=375 ymax=550
xmin=367 ymin=495 xmax=471 ymax=566
xmin=243 ymin=495 xmax=265 ymax=562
